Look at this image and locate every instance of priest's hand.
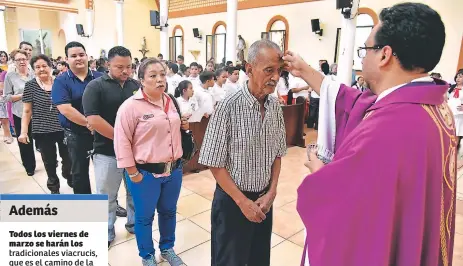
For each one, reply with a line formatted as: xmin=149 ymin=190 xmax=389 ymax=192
xmin=304 ymin=152 xmax=325 ymax=173
xmin=255 ymin=191 xmax=276 ymax=214
xmin=283 ymin=51 xmax=309 ymax=78
xmin=238 ymin=198 xmax=266 ymax=223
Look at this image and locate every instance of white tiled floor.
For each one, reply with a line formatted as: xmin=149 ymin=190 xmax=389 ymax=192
xmin=1 ymin=129 xmax=462 ymax=266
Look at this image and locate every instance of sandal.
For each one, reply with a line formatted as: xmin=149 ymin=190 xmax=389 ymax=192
xmin=3 ymin=136 xmax=13 ymax=144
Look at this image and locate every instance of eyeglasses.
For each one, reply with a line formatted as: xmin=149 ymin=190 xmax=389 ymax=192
xmin=15 ymin=58 xmax=28 ymax=62
xmin=357 ymin=45 xmax=385 ymax=58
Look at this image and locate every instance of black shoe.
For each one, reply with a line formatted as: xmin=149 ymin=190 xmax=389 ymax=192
xmin=125 ymin=224 xmax=135 ymax=234
xmin=51 ymin=190 xmax=60 ymax=194
xmin=27 ymin=171 xmax=35 ymax=176
xmin=116 ymin=205 xmax=127 ymax=217
xmin=108 ymin=241 xmax=111 ymax=248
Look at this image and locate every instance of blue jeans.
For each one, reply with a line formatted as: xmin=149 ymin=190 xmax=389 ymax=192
xmin=93 ymin=154 xmax=135 ymax=242
xmin=125 ymin=165 xmax=183 ymax=259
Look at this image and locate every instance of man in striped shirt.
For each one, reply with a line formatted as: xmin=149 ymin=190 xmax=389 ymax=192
xmin=199 ymin=39 xmax=287 ymax=266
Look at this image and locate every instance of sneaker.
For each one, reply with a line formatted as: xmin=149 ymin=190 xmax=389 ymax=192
xmin=161 ymin=249 xmax=186 ymax=266
xmin=116 ymin=204 xmax=127 ymax=217
xmin=142 ymin=255 xmax=157 ymax=266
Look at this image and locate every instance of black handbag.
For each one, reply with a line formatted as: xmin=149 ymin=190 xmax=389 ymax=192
xmin=168 ymin=94 xmax=197 ymax=162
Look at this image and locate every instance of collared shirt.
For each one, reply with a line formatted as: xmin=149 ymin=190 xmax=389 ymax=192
xmin=188 ymin=75 xmax=201 ymax=88
xmin=224 ymin=80 xmax=242 ymax=98
xmin=199 ymin=82 xmax=287 ymax=192
xmin=167 ymin=74 xmax=184 ymax=95
xmin=176 ymin=96 xmax=197 ymax=117
xmin=51 ymin=69 xmax=102 ymax=133
xmin=375 ymin=76 xmax=433 ymax=103
xmin=211 ymin=83 xmax=226 ymax=103
xmin=189 ymin=85 xmax=214 ymax=122
xmin=82 ymin=73 xmax=140 ymax=156
xmin=114 ymin=90 xmax=182 ymax=169
xmin=290 ymin=77 xmax=313 ymax=99
xmin=3 ymin=70 xmax=34 ymax=117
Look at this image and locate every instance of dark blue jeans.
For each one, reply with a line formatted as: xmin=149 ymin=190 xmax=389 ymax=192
xmin=125 ymin=166 xmax=183 ymax=259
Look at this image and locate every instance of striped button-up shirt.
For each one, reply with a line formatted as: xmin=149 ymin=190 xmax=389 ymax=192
xmin=198 ymin=82 xmax=287 ymax=192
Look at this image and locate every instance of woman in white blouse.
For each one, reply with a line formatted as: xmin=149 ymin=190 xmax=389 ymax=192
xmin=175 ymin=80 xmax=196 ymax=118
xmin=448 ymin=70 xmax=463 ymax=154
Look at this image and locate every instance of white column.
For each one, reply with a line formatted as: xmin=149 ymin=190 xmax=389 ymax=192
xmin=160 ymin=0 xmax=169 ymax=58
xmin=336 ymin=0 xmax=360 ymax=86
xmin=115 ymin=0 xmax=124 ymax=46
xmin=226 ymin=0 xmax=237 ymax=63
xmin=85 ymin=9 xmax=94 ymax=55
xmin=0 ymin=6 xmax=8 ymax=52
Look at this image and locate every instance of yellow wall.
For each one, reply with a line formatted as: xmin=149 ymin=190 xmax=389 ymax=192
xmin=123 ymin=0 xmax=160 ymax=59
xmin=4 ymin=0 xmax=161 ymax=60
xmin=39 ymin=10 xmax=63 ymax=58
xmin=4 ymin=7 xmax=19 ymax=52
xmin=4 ymin=7 xmax=63 ymax=57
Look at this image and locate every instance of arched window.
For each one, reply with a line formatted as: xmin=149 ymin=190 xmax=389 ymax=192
xmin=170 ymin=25 xmax=184 ymax=61
xmin=262 ymin=16 xmax=289 ymax=52
xmin=206 ymin=21 xmax=227 ymax=65
xmin=353 ymin=13 xmax=374 ymax=70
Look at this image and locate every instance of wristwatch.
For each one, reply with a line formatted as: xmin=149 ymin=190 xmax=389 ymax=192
xmin=128 ymin=171 xmax=140 ymax=178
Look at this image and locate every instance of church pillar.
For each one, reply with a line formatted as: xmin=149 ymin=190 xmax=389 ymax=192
xmin=0 ymin=6 xmax=7 ymax=52
xmin=86 ymin=9 xmax=95 ymax=55
xmin=115 ymin=0 xmax=124 ymax=46
xmin=226 ymin=0 xmax=237 ymax=63
xmin=336 ymin=0 xmax=360 ymax=85
xmin=160 ymin=0 xmax=169 ymax=58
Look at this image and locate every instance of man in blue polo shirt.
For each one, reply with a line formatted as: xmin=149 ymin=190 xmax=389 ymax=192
xmin=52 ymin=42 xmax=101 ymax=195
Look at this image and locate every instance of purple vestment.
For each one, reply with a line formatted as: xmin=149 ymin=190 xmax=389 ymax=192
xmin=297 ymin=79 xmax=457 ymax=266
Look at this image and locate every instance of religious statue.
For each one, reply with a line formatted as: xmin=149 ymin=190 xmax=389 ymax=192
xmin=236 ymin=35 xmax=246 ymax=62
xmin=139 ymin=37 xmax=149 ymax=57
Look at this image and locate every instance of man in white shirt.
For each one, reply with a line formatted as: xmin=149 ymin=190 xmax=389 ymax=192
xmin=187 ymin=62 xmax=201 ymax=88
xmin=189 ymin=71 xmax=216 ymax=122
xmin=289 ymin=76 xmax=311 ymax=100
xmin=211 ymin=68 xmax=228 ymax=103
xmin=224 ymin=66 xmax=242 ymax=97
xmin=166 ymin=63 xmax=184 ymax=95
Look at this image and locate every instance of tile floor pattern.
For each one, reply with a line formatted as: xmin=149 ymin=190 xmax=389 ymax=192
xmin=0 ymin=129 xmax=462 ymax=266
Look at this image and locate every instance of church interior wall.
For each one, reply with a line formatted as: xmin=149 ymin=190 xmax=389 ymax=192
xmin=169 ymin=0 xmax=463 ymax=81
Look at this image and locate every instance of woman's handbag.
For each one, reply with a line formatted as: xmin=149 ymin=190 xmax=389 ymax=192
xmin=168 ymin=94 xmax=197 ymax=162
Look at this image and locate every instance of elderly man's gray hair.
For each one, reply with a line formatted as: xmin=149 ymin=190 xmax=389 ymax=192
xmin=247 ymin=39 xmax=282 ymax=65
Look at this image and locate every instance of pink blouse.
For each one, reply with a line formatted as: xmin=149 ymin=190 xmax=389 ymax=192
xmin=114 ymin=89 xmax=183 ymax=169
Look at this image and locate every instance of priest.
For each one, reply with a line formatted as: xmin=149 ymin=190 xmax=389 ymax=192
xmin=283 ymin=2 xmax=457 ymax=266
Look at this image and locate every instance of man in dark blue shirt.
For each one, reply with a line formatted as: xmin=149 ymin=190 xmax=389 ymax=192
xmin=52 ymin=42 xmax=102 ymax=195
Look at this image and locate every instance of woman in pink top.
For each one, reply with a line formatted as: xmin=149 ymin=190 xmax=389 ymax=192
xmin=114 ymin=58 xmax=188 ymax=266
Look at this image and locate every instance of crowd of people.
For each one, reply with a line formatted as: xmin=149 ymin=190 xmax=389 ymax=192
xmin=0 ymin=2 xmax=459 ymax=266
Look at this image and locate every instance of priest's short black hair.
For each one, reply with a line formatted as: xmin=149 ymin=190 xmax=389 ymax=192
xmin=375 ymin=2 xmax=445 ymax=73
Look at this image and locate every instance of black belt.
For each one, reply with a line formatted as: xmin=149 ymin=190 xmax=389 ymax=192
xmin=136 ymin=159 xmax=181 ymax=175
